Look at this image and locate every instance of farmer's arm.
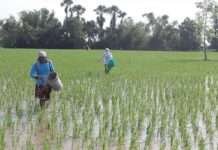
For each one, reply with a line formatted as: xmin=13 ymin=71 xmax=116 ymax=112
xmin=110 ymin=53 xmax=113 ymax=59
xmin=49 ymin=61 xmax=55 ymax=72
xmin=101 ymin=54 xmax=105 ymax=62
xmin=30 ymin=63 xmax=37 ymax=79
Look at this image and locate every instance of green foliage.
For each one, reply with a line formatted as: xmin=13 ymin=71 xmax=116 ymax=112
xmin=1 ymin=2 xmax=217 ymax=51
xmin=180 ymin=18 xmax=201 ymax=50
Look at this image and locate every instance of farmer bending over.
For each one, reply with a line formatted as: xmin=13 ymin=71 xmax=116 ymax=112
xmin=30 ymin=51 xmax=55 ymax=108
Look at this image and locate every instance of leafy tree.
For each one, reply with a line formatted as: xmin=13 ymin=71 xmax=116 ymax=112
xmin=164 ymin=21 xmax=180 ymax=50
xmin=210 ymin=5 xmax=218 ymax=50
xmin=62 ymin=18 xmax=84 ymax=48
xmin=143 ymin=12 xmax=156 ymax=35
xmin=116 ymin=18 xmax=148 ymax=50
xmin=17 ymin=10 xmax=41 ymax=48
xmin=83 ymin=20 xmax=98 ymax=47
xmin=179 ymin=18 xmax=201 ymax=50
xmin=142 ymin=13 xmax=181 ymax=50
xmin=0 ymin=16 xmax=19 ymax=48
xmin=0 ymin=20 xmax=3 ymax=46
xmin=37 ymin=9 xmax=62 ymax=48
xmin=0 ymin=9 xmax=62 ymax=48
xmin=196 ymin=0 xmax=217 ymax=60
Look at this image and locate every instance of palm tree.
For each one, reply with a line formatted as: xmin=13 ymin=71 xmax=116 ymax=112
xmin=159 ymin=15 xmax=169 ymax=27
xmin=60 ymin=0 xmax=73 ymax=18
xmin=70 ymin=5 xmax=86 ymax=20
xmin=118 ymin=11 xmax=127 ymax=24
xmin=107 ymin=5 xmax=120 ymax=49
xmin=94 ymin=5 xmax=107 ymax=41
xmin=142 ymin=13 xmax=156 ymax=26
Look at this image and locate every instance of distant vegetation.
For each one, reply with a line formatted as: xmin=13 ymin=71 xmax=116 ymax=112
xmin=0 ymin=0 xmax=218 ymax=54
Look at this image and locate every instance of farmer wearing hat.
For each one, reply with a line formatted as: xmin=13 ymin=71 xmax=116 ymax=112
xmin=30 ymin=51 xmax=55 ymax=108
xmin=101 ymin=48 xmax=114 ymax=74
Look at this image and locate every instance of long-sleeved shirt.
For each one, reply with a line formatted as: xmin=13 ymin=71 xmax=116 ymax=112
xmin=30 ymin=61 xmax=55 ymax=85
xmin=102 ymin=52 xmax=113 ymax=64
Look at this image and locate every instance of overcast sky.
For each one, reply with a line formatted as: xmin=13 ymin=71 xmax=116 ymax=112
xmin=0 ymin=0 xmax=200 ymax=25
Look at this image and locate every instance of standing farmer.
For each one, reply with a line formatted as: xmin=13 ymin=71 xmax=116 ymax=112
xmin=101 ymin=48 xmax=114 ymax=74
xmin=30 ymin=51 xmax=55 ymax=108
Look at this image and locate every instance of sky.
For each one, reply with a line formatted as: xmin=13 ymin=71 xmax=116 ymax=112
xmin=0 ymin=0 xmax=200 ymax=25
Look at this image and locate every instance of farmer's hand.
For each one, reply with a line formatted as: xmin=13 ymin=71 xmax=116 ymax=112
xmin=34 ymin=75 xmax=40 ymax=80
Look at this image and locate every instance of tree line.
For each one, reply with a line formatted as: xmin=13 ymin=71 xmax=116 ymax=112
xmin=0 ymin=0 xmax=218 ymax=52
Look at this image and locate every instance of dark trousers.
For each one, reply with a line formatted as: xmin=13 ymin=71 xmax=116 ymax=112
xmin=35 ymin=84 xmax=52 ymax=107
xmin=105 ymin=64 xmax=111 ymax=74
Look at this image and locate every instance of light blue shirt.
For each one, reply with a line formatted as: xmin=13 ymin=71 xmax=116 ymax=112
xmin=102 ymin=52 xmax=113 ymax=64
xmin=30 ymin=61 xmax=55 ymax=85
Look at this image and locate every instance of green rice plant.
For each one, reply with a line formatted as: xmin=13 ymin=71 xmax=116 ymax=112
xmin=160 ymin=110 xmax=167 ymax=140
xmin=144 ymin=123 xmax=155 ymax=149
xmin=9 ymin=122 xmax=15 ymax=146
xmin=30 ymin=97 xmax=38 ymax=110
xmin=129 ymin=127 xmax=139 ymax=150
xmin=204 ymin=110 xmax=214 ymax=143
xmin=61 ymin=106 xmax=69 ymax=129
xmin=26 ymin=135 xmax=34 ymax=150
xmin=72 ymin=120 xmax=81 ymax=138
xmin=137 ymin=102 xmax=146 ymax=130
xmin=160 ymin=140 xmax=166 ymax=150
xmin=171 ymin=138 xmax=179 ymax=150
xmin=6 ymin=106 xmax=13 ymax=127
xmin=56 ymin=130 xmax=66 ymax=150
xmin=15 ymin=100 xmax=23 ymax=119
xmin=102 ymin=136 xmax=109 ymax=150
xmin=144 ymin=108 xmax=156 ymax=149
xmin=117 ymin=126 xmax=125 ymax=149
xmin=198 ymin=136 xmax=205 ymax=150
xmin=178 ymin=111 xmax=191 ymax=149
xmin=44 ymin=133 xmax=51 ymax=150
xmin=88 ymin=138 xmax=98 ymax=150
xmin=98 ymin=123 xmax=104 ymax=143
xmin=192 ymin=120 xmax=199 ymax=141
xmin=0 ymin=126 xmax=5 ymax=150
xmin=93 ymin=95 xmax=101 ymax=116
xmin=110 ymin=109 xmax=119 ymax=138
xmin=119 ymin=106 xmax=128 ymax=139
xmin=11 ymin=132 xmax=15 ymax=147
xmin=88 ymin=114 xmax=95 ymax=137
xmin=170 ymin=118 xmax=177 ymax=147
xmin=48 ymin=108 xmax=57 ymax=139
xmin=38 ymin=108 xmax=46 ymax=129
xmin=82 ymin=126 xmax=90 ymax=147
xmin=191 ymin=109 xmax=199 ymax=141
xmin=216 ymin=112 xmax=218 ymax=129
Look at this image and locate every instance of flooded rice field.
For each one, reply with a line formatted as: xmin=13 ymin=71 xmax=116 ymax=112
xmin=0 ymin=76 xmax=217 ymax=150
